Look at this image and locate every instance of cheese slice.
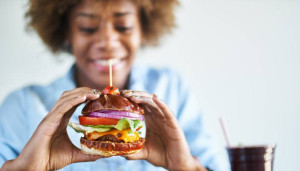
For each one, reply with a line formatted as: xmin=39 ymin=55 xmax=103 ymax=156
xmin=85 ymin=129 xmax=140 ymax=143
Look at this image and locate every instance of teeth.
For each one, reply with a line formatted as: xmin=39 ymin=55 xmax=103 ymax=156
xmin=95 ymin=59 xmax=120 ymax=66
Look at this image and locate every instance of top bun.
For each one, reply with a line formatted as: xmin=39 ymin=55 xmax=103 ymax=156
xmin=82 ymin=94 xmax=144 ymax=115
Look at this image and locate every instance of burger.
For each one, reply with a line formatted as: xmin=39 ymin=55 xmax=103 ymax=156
xmin=68 ymin=86 xmax=145 ymax=156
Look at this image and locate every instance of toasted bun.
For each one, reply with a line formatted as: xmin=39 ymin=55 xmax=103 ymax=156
xmin=82 ymin=94 xmax=144 ymax=115
xmin=80 ymin=138 xmax=145 ymax=156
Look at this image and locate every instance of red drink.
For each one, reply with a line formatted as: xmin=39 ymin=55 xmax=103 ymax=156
xmin=227 ymin=145 xmax=276 ymax=171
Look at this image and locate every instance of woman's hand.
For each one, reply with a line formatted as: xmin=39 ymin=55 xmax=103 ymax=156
xmin=121 ymin=90 xmax=207 ymax=171
xmin=1 ymin=87 xmax=102 ymax=171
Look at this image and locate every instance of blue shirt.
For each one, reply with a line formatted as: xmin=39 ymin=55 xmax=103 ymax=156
xmin=0 ymin=64 xmax=229 ymax=171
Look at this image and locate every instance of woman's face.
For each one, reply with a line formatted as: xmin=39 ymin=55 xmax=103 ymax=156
xmin=69 ymin=0 xmax=142 ymax=89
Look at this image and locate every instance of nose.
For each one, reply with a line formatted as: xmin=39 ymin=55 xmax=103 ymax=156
xmin=94 ymin=22 xmax=120 ymax=50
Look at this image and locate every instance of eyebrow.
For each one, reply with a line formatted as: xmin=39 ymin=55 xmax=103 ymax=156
xmin=114 ymin=11 xmax=133 ymax=17
xmin=76 ymin=13 xmax=99 ymax=19
xmin=75 ymin=12 xmax=133 ymax=19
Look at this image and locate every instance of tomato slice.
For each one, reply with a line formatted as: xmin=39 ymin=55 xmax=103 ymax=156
xmin=79 ymin=116 xmax=119 ymax=126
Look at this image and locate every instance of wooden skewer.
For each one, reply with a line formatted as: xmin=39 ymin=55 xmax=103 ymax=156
xmin=109 ymin=59 xmax=113 ymax=86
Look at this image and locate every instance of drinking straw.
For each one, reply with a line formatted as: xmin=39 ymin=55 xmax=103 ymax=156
xmin=219 ymin=117 xmax=231 ymax=147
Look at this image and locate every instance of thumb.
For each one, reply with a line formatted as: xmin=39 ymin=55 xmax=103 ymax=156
xmin=71 ymin=148 xmax=102 ymax=163
xmin=124 ymin=148 xmax=147 ymax=160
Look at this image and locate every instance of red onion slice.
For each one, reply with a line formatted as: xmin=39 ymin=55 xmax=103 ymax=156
xmin=89 ymin=110 xmax=144 ymax=121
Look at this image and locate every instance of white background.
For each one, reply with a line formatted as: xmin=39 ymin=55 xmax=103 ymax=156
xmin=1 ymin=0 xmax=299 ymax=170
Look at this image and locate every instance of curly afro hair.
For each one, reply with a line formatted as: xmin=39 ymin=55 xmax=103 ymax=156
xmin=25 ymin=0 xmax=179 ymax=53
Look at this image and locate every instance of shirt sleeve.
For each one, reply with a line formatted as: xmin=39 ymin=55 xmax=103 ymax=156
xmin=174 ymin=73 xmax=230 ymax=171
xmin=0 ymin=90 xmax=29 ymax=167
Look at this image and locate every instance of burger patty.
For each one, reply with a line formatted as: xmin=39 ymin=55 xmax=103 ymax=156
xmin=96 ymin=135 xmax=125 ymax=143
xmin=81 ymin=137 xmax=146 ymax=152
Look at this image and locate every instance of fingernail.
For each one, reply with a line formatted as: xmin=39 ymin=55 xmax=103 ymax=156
xmin=132 ymin=95 xmax=141 ymax=99
xmin=92 ymin=89 xmax=99 ymax=94
xmin=122 ymin=90 xmax=132 ymax=95
xmin=153 ymin=94 xmax=158 ymax=98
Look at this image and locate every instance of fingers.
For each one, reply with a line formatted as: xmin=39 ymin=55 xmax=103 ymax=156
xmin=71 ymin=148 xmax=102 ymax=163
xmin=50 ymin=87 xmax=100 ymax=114
xmin=47 ymin=87 xmax=100 ymax=123
xmin=152 ymin=95 xmax=177 ymax=123
xmin=123 ymin=90 xmax=179 ymax=130
xmin=123 ymin=148 xmax=148 ymax=160
xmin=38 ymin=88 xmax=100 ymax=136
xmin=122 ymin=91 xmax=166 ymax=120
xmin=122 ymin=90 xmax=158 ymax=113
xmin=121 ymin=89 xmax=156 ymax=107
xmin=123 ymin=90 xmax=176 ymax=119
xmin=121 ymin=90 xmax=153 ymax=98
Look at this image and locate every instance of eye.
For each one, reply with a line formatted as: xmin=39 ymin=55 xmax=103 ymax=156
xmin=115 ymin=26 xmax=132 ymax=33
xmin=79 ymin=27 xmax=98 ymax=34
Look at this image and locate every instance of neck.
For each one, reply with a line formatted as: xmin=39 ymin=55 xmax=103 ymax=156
xmin=74 ymin=66 xmax=130 ymax=91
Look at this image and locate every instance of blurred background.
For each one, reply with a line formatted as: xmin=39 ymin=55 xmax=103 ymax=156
xmin=0 ymin=0 xmax=299 ymax=170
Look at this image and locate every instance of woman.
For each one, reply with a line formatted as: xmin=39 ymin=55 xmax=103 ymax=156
xmin=0 ymin=0 xmax=228 ymax=170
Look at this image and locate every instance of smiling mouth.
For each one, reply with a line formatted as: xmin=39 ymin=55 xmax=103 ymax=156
xmin=91 ymin=58 xmax=125 ymax=72
xmin=95 ymin=58 xmax=121 ymax=66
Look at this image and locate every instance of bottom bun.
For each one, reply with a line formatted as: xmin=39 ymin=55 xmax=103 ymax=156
xmin=80 ymin=137 xmax=145 ymax=156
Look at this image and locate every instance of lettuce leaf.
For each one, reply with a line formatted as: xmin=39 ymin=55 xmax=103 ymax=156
xmin=114 ymin=118 xmax=144 ymax=131
xmin=68 ymin=118 xmax=144 ymax=134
